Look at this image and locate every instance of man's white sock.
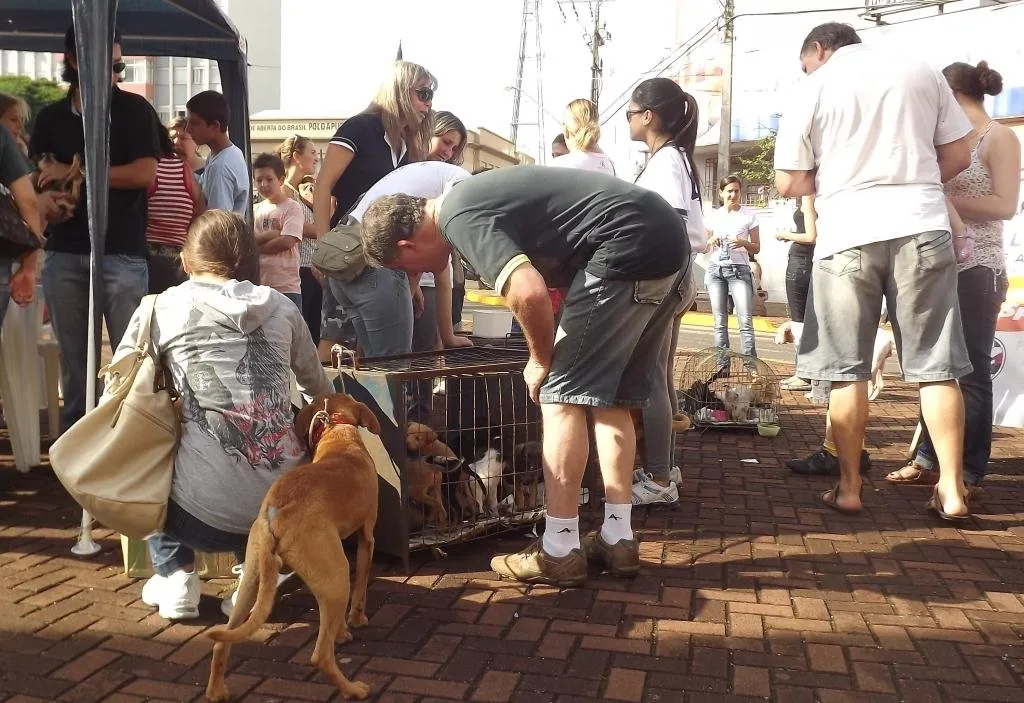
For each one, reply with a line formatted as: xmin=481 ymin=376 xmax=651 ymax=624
xmin=542 ymin=515 xmax=580 ymax=557
xmin=601 ymin=503 xmax=633 ymax=544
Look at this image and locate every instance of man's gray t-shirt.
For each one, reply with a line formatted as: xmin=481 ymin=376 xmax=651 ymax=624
xmin=198 ymin=143 xmax=250 ymax=214
xmin=438 ymin=165 xmax=687 ymax=293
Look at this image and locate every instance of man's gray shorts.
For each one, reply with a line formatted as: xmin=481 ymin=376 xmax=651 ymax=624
xmin=539 ymin=266 xmax=685 ymax=408
xmin=797 ymin=231 xmax=971 ymax=383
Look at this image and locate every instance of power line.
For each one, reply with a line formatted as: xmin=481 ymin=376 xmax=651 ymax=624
xmin=554 ymin=0 xmax=592 ymax=40
xmin=597 ymin=18 xmax=719 ymax=126
xmin=733 ymin=0 xmax=1021 ymax=22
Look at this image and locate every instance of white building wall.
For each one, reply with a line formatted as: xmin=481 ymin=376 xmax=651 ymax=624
xmin=151 ymin=56 xmax=225 ymax=125
xmin=220 ymin=0 xmax=282 ymax=114
xmin=0 ymin=50 xmax=61 ymax=82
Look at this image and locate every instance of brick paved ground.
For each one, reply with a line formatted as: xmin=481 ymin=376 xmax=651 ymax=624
xmin=2 ymin=363 xmax=1023 ymax=702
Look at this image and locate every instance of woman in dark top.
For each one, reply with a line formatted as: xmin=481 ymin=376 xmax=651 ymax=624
xmin=312 ymin=60 xmax=436 ymax=359
xmin=0 ymin=122 xmax=43 ymax=319
xmin=776 ymin=195 xmax=817 ymax=390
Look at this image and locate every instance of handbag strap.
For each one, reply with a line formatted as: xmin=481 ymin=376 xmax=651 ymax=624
xmin=135 ymin=294 xmax=160 ymax=357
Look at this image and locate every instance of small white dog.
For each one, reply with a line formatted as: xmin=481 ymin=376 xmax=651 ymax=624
xmin=470 ymin=447 xmax=504 ymax=518
xmin=714 ymin=384 xmax=754 ymax=422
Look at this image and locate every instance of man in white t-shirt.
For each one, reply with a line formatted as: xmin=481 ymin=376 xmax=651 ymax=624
xmin=773 ymin=22 xmax=973 ymax=520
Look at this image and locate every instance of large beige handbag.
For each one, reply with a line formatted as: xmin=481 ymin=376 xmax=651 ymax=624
xmin=50 ymin=295 xmax=179 ymax=540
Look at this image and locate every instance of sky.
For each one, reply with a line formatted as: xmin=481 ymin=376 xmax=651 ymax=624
xmin=278 ymin=0 xmax=1024 ymax=174
xmin=280 ymin=0 xmax=681 ymax=172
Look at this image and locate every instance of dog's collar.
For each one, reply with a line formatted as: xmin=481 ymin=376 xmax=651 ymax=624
xmin=308 ymin=411 xmax=358 ymax=451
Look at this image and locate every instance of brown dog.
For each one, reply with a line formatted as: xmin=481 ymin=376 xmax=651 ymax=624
xmin=507 ymin=441 xmax=543 ymax=511
xmin=205 ymin=393 xmax=381 ymax=702
xmin=36 ymin=153 xmax=83 ymax=224
xmin=405 ymin=422 xmax=455 ymax=527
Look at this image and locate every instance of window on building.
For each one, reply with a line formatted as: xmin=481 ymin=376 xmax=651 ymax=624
xmin=173 ymin=83 xmax=188 ymax=106
xmin=173 ymin=65 xmax=187 ymax=84
xmin=155 ymin=56 xmax=170 ymax=69
xmin=155 ymin=83 xmax=170 ymax=109
xmin=192 ymin=67 xmax=205 ymax=84
xmin=121 ymin=58 xmax=145 ymax=83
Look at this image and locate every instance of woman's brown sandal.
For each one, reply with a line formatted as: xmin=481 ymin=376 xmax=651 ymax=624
xmin=884 ymin=462 xmax=937 ymax=485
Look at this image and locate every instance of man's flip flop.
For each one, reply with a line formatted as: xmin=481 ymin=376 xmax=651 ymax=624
xmin=926 ymin=488 xmax=970 ymax=524
xmin=819 ymin=483 xmax=862 ymax=516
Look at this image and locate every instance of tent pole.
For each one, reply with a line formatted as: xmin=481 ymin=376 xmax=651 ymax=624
xmin=70 ymin=0 xmax=117 ymax=557
xmin=72 ymin=296 xmax=100 ymax=555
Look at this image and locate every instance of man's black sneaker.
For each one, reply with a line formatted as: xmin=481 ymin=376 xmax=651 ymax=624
xmin=786 ymin=448 xmax=871 ymax=476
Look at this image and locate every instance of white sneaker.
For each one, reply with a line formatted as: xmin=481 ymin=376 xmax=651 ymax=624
xmin=141 ymin=569 xmax=200 ymax=620
xmin=633 ymin=467 xmax=682 ymax=486
xmin=221 ymin=564 xmax=295 ymax=617
xmin=631 ymin=474 xmax=680 ymax=506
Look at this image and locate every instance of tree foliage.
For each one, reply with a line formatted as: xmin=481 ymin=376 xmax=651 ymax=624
xmin=736 ymin=132 xmax=776 ymax=199
xmin=0 ymin=75 xmax=66 ymax=129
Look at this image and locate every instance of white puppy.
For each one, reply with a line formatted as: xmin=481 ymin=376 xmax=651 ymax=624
xmin=470 ymin=448 xmax=504 ymax=518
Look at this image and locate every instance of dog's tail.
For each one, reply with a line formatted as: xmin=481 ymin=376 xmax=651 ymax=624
xmin=206 ymin=510 xmax=282 ymax=643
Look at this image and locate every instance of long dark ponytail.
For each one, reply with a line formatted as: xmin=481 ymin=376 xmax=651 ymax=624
xmin=631 ymin=77 xmax=701 ymax=194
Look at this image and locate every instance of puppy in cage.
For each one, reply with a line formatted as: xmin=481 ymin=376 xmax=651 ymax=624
xmin=506 ymin=441 xmax=543 ymax=512
xmin=405 ymin=422 xmax=462 ymax=530
xmin=469 ymin=441 xmax=504 ymax=518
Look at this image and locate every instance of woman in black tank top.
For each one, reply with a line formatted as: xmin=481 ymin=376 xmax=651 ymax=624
xmin=776 ymin=196 xmax=817 ymax=390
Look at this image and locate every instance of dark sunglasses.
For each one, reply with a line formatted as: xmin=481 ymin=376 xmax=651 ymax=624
xmin=113 ymin=61 xmax=126 ymax=74
xmin=415 ymin=87 xmax=435 ymax=102
xmin=625 ymin=108 xmax=646 ymax=122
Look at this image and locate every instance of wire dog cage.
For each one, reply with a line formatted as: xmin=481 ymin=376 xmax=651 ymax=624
xmin=675 ymin=348 xmax=782 ymax=430
xmin=331 ymin=346 xmax=543 ymax=569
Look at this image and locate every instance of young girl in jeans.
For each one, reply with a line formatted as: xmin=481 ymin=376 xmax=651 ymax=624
xmin=705 ymin=175 xmax=760 ymax=359
xmin=130 ymin=210 xmax=332 ymax=620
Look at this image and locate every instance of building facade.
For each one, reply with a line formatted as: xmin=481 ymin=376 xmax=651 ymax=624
xmin=249 ymin=112 xmax=534 ymax=171
xmin=0 ymin=0 xmax=281 ymax=125
xmin=0 ymin=50 xmax=61 ymax=82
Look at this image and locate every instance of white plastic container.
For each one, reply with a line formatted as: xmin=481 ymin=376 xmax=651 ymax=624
xmin=473 ymin=309 xmax=514 ymax=338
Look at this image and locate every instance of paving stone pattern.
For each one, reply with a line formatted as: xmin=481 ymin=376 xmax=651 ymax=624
xmin=1 ymin=369 xmax=1023 ymax=702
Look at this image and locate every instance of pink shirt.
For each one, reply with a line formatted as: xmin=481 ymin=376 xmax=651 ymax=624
xmin=255 ymin=198 xmax=304 ymax=294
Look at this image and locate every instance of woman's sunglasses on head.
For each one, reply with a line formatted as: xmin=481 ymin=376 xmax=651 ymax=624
xmin=415 ymin=87 xmax=434 ymax=102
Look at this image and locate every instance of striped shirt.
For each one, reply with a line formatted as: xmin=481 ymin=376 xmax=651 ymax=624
xmin=146 ymin=156 xmax=195 ymax=248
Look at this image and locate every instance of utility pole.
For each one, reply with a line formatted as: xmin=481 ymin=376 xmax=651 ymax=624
xmin=510 ymin=0 xmax=530 ymax=144
xmin=534 ymin=0 xmax=547 ymax=164
xmin=590 ymin=0 xmax=602 ymax=106
xmin=716 ymin=0 xmax=735 ymax=205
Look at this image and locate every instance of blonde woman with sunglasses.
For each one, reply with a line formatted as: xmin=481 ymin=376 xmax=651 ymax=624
xmin=313 ymin=60 xmax=437 ymax=359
